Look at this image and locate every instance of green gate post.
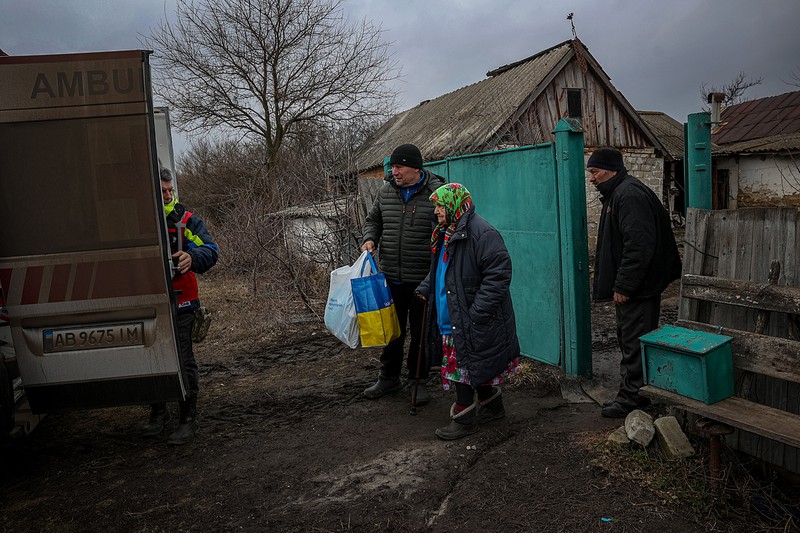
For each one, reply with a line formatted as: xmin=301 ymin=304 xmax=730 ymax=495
xmin=554 ymin=118 xmax=592 ymax=378
xmin=685 ymin=112 xmax=712 ymax=210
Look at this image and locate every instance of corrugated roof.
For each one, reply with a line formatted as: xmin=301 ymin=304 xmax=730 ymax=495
xmin=355 ymin=39 xmax=669 ymax=172
xmin=712 ymin=90 xmax=800 ymax=145
xmin=637 ymin=111 xmax=684 ymax=159
xmin=355 ymin=40 xmax=575 ymax=171
xmin=712 ymin=132 xmax=800 ymax=155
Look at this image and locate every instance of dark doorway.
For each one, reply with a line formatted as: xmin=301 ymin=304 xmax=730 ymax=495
xmin=713 ymin=168 xmax=730 ymax=209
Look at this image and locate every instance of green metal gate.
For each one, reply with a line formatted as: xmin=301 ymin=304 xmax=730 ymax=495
xmin=425 ymin=119 xmax=591 ymax=376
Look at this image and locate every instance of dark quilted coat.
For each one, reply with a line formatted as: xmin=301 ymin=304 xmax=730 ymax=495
xmin=417 ymin=208 xmax=520 ymax=385
xmin=362 ymin=170 xmax=445 ymax=284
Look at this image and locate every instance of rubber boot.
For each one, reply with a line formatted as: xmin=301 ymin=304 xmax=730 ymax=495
xmin=363 ymin=377 xmax=402 ymax=399
xmin=476 ymin=387 xmax=505 ymax=424
xmin=168 ymin=396 xmax=198 ymax=445
xmin=142 ymin=403 xmax=170 ymax=437
xmin=435 ymin=403 xmax=479 ymax=440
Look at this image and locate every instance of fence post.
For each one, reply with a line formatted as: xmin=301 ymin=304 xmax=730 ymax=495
xmin=554 ymin=118 xmax=592 ymax=378
xmin=685 ymin=112 xmax=712 ymax=210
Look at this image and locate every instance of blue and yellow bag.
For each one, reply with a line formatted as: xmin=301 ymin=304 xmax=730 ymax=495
xmin=350 ymin=254 xmax=401 ymax=348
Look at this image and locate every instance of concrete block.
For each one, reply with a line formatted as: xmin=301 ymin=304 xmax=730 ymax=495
xmin=654 ymin=416 xmax=695 ymax=459
xmin=607 ymin=426 xmax=630 ymax=446
xmin=624 ymin=409 xmax=655 ymax=447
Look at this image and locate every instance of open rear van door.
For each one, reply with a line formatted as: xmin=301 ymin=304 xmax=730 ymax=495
xmin=0 ymin=50 xmax=184 ymax=412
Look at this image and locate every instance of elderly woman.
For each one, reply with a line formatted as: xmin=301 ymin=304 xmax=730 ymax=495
xmin=416 ymin=183 xmax=520 ymax=440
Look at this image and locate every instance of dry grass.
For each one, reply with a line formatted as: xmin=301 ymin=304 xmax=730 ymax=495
xmin=507 ymin=359 xmax=560 ymax=390
xmin=194 ymin=269 xmax=325 ymax=361
xmin=581 ymin=430 xmax=800 ymax=531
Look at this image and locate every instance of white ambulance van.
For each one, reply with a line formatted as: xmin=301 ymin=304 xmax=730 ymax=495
xmin=0 ymin=50 xmax=185 ymax=439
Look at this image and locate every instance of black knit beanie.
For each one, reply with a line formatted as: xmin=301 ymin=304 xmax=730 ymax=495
xmin=587 ymin=147 xmax=625 ymax=172
xmin=389 ymin=143 xmax=423 ymax=169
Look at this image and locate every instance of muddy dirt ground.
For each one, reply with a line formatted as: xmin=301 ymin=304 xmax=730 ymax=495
xmin=1 ymin=279 xmax=797 ymax=532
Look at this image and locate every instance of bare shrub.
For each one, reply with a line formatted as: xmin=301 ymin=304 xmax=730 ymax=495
xmin=178 ymin=139 xmax=266 ymax=224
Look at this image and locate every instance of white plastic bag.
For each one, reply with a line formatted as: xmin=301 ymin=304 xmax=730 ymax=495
xmin=324 ymin=251 xmax=373 ymax=348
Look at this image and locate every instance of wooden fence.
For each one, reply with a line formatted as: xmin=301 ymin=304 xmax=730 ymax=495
xmin=678 ymin=207 xmax=800 ymax=472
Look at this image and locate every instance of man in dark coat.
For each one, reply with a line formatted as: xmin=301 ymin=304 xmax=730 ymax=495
xmin=588 ymin=147 xmax=681 ymax=418
xmin=360 ymin=144 xmax=445 ymax=404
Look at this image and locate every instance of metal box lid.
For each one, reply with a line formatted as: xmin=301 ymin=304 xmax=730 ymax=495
xmin=640 ymin=324 xmax=732 ymax=355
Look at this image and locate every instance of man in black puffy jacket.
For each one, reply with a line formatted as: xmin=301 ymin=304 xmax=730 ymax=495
xmin=588 ymin=147 xmax=681 ymax=418
xmin=360 ymin=144 xmax=445 ymax=404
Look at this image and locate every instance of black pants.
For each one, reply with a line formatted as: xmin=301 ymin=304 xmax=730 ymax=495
xmin=455 ymin=382 xmax=493 ymax=406
xmin=176 ymin=310 xmax=199 ymax=396
xmin=614 ymin=295 xmax=661 ymax=408
xmin=151 ymin=310 xmax=197 ymax=413
xmin=380 ymin=282 xmax=427 ymax=380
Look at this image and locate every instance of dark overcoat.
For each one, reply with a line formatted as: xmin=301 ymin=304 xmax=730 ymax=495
xmin=593 ymin=171 xmax=682 ymax=301
xmin=417 ymin=208 xmax=520 ymax=385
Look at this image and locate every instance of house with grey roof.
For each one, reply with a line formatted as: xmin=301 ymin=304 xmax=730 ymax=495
xmin=354 ymin=39 xmax=683 ymax=240
xmin=638 ymin=110 xmax=686 ymax=223
xmin=711 ymin=90 xmax=800 ymax=209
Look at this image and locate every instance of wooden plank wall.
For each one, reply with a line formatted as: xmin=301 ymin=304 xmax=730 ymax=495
xmin=511 ymin=62 xmax=651 ymax=149
xmin=681 ymin=207 xmax=800 ymax=472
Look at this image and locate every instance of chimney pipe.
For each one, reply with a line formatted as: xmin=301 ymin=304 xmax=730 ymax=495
xmin=708 ymin=92 xmax=725 ymax=125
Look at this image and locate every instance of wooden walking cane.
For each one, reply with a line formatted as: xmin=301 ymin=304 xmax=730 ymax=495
xmin=410 ymin=299 xmax=429 ymax=416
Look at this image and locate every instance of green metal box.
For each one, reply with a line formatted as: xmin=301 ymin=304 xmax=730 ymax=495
xmin=640 ymin=325 xmax=734 ymax=404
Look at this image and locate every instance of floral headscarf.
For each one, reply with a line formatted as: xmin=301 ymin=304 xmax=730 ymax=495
xmin=429 ymin=183 xmax=473 ymax=262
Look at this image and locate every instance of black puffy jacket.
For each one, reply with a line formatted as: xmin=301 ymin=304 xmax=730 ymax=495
xmin=362 ymin=170 xmax=445 ymax=284
xmin=593 ymin=171 xmax=682 ymax=301
xmin=417 ymin=208 xmax=520 ymax=385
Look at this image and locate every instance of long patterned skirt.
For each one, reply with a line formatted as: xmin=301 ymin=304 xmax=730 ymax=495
xmin=440 ymin=334 xmax=519 ymax=391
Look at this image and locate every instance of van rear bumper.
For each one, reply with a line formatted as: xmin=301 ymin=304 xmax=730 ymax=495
xmin=24 ymin=374 xmax=183 ymax=413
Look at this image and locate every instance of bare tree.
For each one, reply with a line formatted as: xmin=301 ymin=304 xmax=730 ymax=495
xmin=144 ymin=0 xmax=399 ymax=182
xmin=782 ymin=66 xmax=800 ymax=88
xmin=700 ymin=71 xmax=763 ymax=111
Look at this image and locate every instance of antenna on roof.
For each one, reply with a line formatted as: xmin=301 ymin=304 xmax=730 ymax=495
xmin=567 ymin=14 xmax=588 ymax=74
xmin=567 ymin=13 xmax=578 ymax=39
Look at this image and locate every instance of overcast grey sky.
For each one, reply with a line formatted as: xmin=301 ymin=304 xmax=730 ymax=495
xmin=2 ymin=0 xmax=799 ymax=158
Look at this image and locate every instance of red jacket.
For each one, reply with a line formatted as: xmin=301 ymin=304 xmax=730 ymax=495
xmin=166 ymin=204 xmax=218 ymax=311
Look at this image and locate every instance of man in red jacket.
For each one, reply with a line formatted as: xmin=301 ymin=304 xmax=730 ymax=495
xmin=142 ymin=169 xmax=219 ymax=444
